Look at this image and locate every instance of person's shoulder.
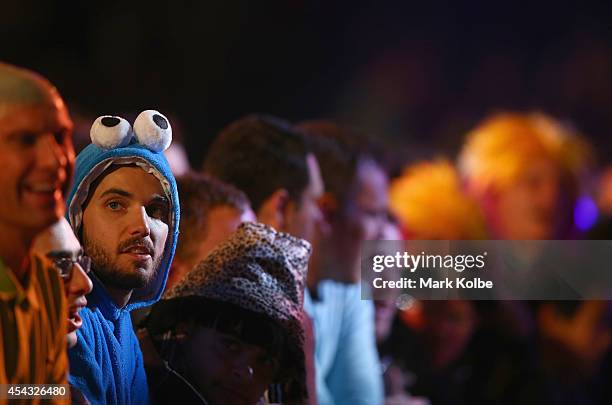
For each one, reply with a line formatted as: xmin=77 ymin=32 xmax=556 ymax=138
xmin=318 ymin=279 xmax=352 ymax=291
xmin=73 ymin=306 xmax=111 ymax=344
xmin=319 ymin=279 xmax=363 ymax=299
xmin=69 ymin=308 xmax=97 ymax=349
xmin=0 ymin=257 xmax=18 ymax=297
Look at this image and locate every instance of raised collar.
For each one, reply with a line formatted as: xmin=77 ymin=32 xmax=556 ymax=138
xmin=86 ymin=274 xmax=130 ymax=322
xmin=0 ymin=256 xmax=40 ymax=310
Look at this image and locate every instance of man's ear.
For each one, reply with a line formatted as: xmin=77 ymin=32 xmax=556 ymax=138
xmin=257 ymin=189 xmax=290 ymax=230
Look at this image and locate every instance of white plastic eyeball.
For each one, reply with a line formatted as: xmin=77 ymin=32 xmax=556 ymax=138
xmin=133 ymin=110 xmax=172 ymax=152
xmin=90 ymin=115 xmax=132 ymax=150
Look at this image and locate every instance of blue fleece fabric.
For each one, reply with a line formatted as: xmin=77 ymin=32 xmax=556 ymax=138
xmin=66 ymin=141 xmax=180 ymax=405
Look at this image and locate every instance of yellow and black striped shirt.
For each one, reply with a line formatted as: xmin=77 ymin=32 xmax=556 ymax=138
xmin=0 ymin=254 xmax=68 ymax=404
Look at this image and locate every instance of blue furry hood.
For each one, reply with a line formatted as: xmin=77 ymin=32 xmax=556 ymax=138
xmin=66 ymin=140 xmax=180 ymax=311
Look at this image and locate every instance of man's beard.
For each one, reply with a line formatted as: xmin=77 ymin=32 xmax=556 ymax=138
xmin=83 ymin=230 xmax=162 ymax=291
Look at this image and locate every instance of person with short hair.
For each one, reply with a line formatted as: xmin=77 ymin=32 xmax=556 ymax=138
xmin=203 ymin=114 xmax=325 ymax=242
xmin=202 ymin=115 xmax=324 ymax=404
xmin=167 ymin=171 xmax=253 ymax=291
xmin=31 ymin=217 xmax=93 ymax=349
xmin=297 ymin=120 xmax=386 ymax=405
xmin=458 ymin=112 xmax=591 ymax=240
xmin=31 ymin=218 xmax=94 ymax=404
xmin=0 ymin=62 xmax=74 ymax=396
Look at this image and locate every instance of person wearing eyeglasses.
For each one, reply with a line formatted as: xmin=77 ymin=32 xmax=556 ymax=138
xmin=31 ymin=217 xmax=93 ymax=349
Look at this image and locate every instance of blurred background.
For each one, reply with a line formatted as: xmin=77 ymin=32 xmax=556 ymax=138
xmin=2 ymin=0 xmax=612 ymax=168
xmin=4 ymin=2 xmax=612 ymax=403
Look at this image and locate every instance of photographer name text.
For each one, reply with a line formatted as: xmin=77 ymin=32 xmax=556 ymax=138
xmin=372 ymin=277 xmax=493 ymax=289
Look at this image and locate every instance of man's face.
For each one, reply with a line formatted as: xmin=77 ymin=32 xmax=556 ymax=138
xmin=82 ymin=166 xmax=169 ymax=292
xmin=0 ymin=101 xmax=74 ymax=234
xmin=349 ymin=160 xmax=389 ymax=241
xmin=196 ymin=205 xmax=249 ymax=260
xmin=286 ymin=153 xmax=325 ymax=243
xmin=183 ymin=326 xmax=279 ymax=405
xmin=167 ymin=205 xmax=247 ymax=290
xmin=490 ymin=158 xmax=562 ymax=239
xmin=336 ymin=159 xmax=389 ymax=251
xmin=31 ymin=218 xmax=93 ymax=348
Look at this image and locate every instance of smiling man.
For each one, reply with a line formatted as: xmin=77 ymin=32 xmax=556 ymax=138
xmin=0 ymin=62 xmax=74 ymax=393
xmin=65 ymin=113 xmax=179 ymax=405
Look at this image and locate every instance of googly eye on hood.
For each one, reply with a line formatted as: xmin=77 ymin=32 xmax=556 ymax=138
xmin=90 ymin=110 xmax=172 ymax=153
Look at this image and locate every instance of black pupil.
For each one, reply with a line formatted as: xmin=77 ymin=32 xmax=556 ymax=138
xmin=101 ymin=116 xmax=121 ymax=127
xmin=153 ymin=114 xmax=169 ymax=129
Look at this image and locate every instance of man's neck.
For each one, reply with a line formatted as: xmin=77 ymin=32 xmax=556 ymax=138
xmin=308 ymin=235 xmax=359 ymax=287
xmin=165 ymin=261 xmax=190 ymax=292
xmin=105 ymin=285 xmax=133 ymax=309
xmin=306 ymin=241 xmax=323 ymax=292
xmin=0 ymin=222 xmax=35 ymax=283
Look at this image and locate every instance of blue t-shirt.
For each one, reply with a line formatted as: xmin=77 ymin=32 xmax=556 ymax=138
xmin=304 ymin=280 xmax=383 ymax=405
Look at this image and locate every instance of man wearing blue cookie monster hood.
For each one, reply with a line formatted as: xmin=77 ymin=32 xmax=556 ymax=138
xmin=66 ymin=110 xmax=180 ymax=405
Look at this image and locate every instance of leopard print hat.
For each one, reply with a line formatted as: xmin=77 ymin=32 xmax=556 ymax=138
xmin=164 ymin=221 xmax=312 ymax=399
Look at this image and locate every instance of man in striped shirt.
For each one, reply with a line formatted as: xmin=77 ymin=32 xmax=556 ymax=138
xmin=0 ymin=61 xmax=74 ymax=401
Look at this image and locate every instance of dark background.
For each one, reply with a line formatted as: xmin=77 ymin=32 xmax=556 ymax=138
xmin=2 ymin=0 xmax=612 ymax=167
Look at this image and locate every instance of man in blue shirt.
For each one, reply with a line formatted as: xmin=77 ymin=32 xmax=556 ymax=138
xmin=66 ymin=111 xmax=180 ymax=404
xmin=298 ymin=120 xmax=386 ymax=405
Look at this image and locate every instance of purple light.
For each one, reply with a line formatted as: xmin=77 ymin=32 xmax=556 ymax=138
xmin=574 ymin=195 xmax=599 ymax=231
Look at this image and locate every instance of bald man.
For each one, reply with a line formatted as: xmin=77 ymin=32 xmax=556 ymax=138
xmin=0 ymin=61 xmax=74 ymax=396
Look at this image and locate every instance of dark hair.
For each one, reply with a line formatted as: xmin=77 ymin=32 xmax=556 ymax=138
xmin=175 ymin=172 xmax=249 ymax=263
xmin=203 ymin=115 xmax=310 ymax=211
xmin=296 ymin=120 xmax=383 ymax=208
xmin=145 ymin=296 xmax=289 ymax=376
